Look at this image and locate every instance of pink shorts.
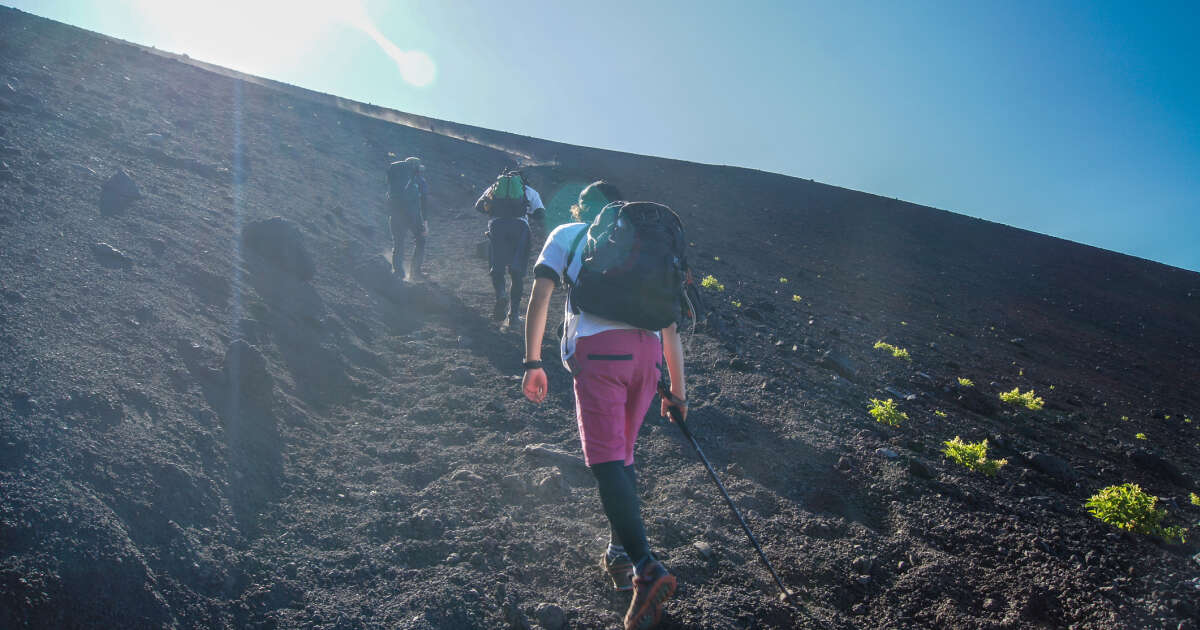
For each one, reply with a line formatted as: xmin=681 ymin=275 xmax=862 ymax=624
xmin=569 ymin=329 xmax=662 ymax=467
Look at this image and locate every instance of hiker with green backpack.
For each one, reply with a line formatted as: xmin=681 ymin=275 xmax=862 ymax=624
xmin=521 ymin=181 xmax=688 ymax=630
xmin=475 ymin=169 xmax=545 ymax=324
xmin=386 ymin=156 xmax=429 ymax=280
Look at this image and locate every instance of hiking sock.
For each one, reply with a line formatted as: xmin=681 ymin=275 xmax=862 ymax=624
xmin=590 ymin=460 xmax=651 ymax=566
xmin=606 ymin=543 xmax=627 ymax=558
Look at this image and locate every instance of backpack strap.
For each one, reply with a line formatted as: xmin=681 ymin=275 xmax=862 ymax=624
xmin=563 ymin=227 xmax=588 ymax=286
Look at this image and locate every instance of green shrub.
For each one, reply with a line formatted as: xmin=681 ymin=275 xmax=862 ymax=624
xmin=957 ymin=377 xmax=974 ymax=387
xmin=934 ymin=410 xmax=947 ymax=418
xmin=942 ymin=436 xmax=1007 ymax=476
xmin=779 ymin=277 xmax=789 ymax=284
xmin=792 ymin=294 xmax=802 ymax=303
xmin=999 ymin=387 xmax=1044 ymax=411
xmin=1190 ymin=492 xmax=1199 ymax=507
xmin=1085 ymin=483 xmax=1187 ymax=543
xmin=731 ymin=300 xmax=741 ymax=308
xmin=700 ymin=275 xmax=725 ymax=291
xmin=873 ymin=341 xmax=911 ymax=361
xmin=868 ymin=398 xmax=906 ymax=427
xmin=1135 ymin=432 xmax=1147 ymax=440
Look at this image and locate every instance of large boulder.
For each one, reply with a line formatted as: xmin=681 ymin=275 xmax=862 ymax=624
xmin=241 ymin=216 xmax=315 ymax=282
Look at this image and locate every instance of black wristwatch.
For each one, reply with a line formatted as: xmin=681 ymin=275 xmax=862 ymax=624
xmin=522 ymin=360 xmax=543 ymax=370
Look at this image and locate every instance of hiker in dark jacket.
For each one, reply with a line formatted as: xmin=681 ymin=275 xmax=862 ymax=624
xmin=386 ymin=156 xmax=429 ymax=280
xmin=475 ymin=170 xmax=545 ymax=324
xmin=521 ymin=181 xmax=685 ymax=630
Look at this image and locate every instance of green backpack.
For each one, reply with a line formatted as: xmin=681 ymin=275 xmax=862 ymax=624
xmin=487 ymin=171 xmax=529 ymax=219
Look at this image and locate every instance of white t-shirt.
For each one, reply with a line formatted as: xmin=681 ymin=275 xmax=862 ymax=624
xmin=475 ymin=185 xmax=545 ymax=224
xmin=534 ymin=222 xmax=657 ymax=370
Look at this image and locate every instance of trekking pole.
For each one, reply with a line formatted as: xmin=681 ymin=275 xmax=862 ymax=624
xmin=657 ymin=381 xmax=793 ymax=604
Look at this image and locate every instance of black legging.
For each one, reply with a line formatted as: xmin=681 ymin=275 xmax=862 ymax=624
xmin=487 ymin=217 xmax=530 ymax=316
xmin=591 ymin=461 xmax=650 ymax=566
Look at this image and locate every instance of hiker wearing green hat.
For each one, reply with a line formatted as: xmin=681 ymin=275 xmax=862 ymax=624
xmin=386 ymin=156 xmax=429 ymax=280
xmin=522 ymin=181 xmax=686 ymax=630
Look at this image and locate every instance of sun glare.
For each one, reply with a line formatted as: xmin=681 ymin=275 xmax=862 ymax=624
xmin=135 ymin=0 xmax=435 ymax=87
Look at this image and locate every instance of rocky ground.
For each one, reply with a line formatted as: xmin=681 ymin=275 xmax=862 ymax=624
xmin=2 ymin=7 xmax=1199 ymax=629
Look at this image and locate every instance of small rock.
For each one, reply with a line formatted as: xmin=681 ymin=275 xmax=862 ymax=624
xmin=693 ymin=540 xmax=714 ymax=560
xmin=449 ymin=367 xmax=476 ymax=386
xmin=851 ymin=556 xmax=875 ymax=574
xmin=729 ymin=357 xmax=750 ymax=371
xmin=835 ymin=456 xmax=852 ymax=471
xmin=819 ymin=350 xmax=859 ymax=382
xmin=146 ymin=132 xmax=166 ymax=146
xmin=907 ymin=458 xmax=935 ymax=479
xmin=445 ymin=552 xmax=460 ymax=563
xmin=449 ymin=468 xmax=484 ymax=484
xmin=983 ymin=597 xmax=1002 ymax=611
xmin=1023 ymin=452 xmax=1077 ymax=482
xmin=897 ymin=560 xmax=908 ymax=572
xmin=99 ymin=169 xmax=140 ymax=214
xmin=1009 ymin=337 xmax=1025 ymax=346
xmin=535 ymin=469 xmax=567 ymax=498
xmin=875 ymin=448 xmax=899 ymax=459
xmin=534 ymin=603 xmax=565 ymax=630
xmin=91 ymin=242 xmax=133 ymax=268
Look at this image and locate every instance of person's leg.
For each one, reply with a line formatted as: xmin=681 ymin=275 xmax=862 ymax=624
xmin=574 ymin=331 xmax=653 ymax=565
xmin=610 ymin=464 xmax=637 ymax=545
xmin=390 ymin=214 xmax=407 ymax=275
xmin=507 ymin=222 xmax=532 ymax=319
xmin=591 ymin=461 xmax=650 ymax=566
xmin=411 ymin=218 xmax=426 ymax=275
xmin=486 ymin=220 xmax=509 ymax=319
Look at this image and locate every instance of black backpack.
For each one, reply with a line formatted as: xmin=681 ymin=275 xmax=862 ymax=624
xmin=568 ymin=201 xmax=687 ymax=330
xmin=486 ymin=170 xmax=529 ymax=219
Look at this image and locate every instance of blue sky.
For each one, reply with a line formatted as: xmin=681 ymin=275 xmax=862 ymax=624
xmin=13 ymin=0 xmax=1199 ymax=272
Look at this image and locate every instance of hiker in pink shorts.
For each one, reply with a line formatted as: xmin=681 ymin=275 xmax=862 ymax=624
xmin=521 ymin=181 xmax=686 ymax=630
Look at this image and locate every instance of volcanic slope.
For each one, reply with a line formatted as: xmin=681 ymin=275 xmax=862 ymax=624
xmin=2 ymin=7 xmax=1199 ymax=629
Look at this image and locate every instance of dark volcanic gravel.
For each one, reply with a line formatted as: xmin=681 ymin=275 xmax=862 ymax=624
xmin=2 ymin=7 xmax=1199 ymax=629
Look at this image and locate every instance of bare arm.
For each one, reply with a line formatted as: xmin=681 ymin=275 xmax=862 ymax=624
xmin=521 ymin=277 xmax=556 ymax=403
xmin=660 ymin=322 xmax=687 ymax=421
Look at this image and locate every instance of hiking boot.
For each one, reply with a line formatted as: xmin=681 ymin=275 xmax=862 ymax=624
xmin=493 ymin=295 xmax=508 ymax=321
xmin=601 ymin=550 xmax=634 ymax=591
xmin=624 ymin=561 xmax=675 ymax=630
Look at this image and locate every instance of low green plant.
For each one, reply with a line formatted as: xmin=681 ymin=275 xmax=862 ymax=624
xmin=780 ymin=277 xmax=789 ymax=283
xmin=1120 ymin=415 xmax=1130 ymax=422
xmin=999 ymin=387 xmax=1044 ymax=411
xmin=942 ymin=436 xmax=1007 ymax=476
xmin=1135 ymin=432 xmax=1147 ymax=440
xmin=1085 ymin=483 xmax=1187 ymax=543
xmin=934 ymin=410 xmax=947 ymax=418
xmin=868 ymin=398 xmax=906 ymax=427
xmin=957 ymin=377 xmax=974 ymax=387
xmin=731 ymin=300 xmax=742 ymax=308
xmin=792 ymin=294 xmax=802 ymax=303
xmin=700 ymin=275 xmax=725 ymax=291
xmin=873 ymin=341 xmax=911 ymax=361
xmin=1189 ymin=492 xmax=1199 ymax=507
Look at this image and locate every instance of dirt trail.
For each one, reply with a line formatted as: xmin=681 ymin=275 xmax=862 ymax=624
xmin=1 ymin=7 xmax=1199 ymax=629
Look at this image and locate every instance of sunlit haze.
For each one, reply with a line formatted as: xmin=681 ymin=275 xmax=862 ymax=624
xmin=9 ymin=0 xmax=1199 ymax=272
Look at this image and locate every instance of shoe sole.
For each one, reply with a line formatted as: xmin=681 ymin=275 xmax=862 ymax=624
xmin=626 ymin=574 xmax=676 ymax=630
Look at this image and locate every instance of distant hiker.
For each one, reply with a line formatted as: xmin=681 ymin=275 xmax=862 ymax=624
xmin=475 ymin=169 xmax=545 ymax=324
xmin=386 ymin=156 xmax=429 ymax=280
xmin=521 ymin=181 xmax=687 ymax=630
